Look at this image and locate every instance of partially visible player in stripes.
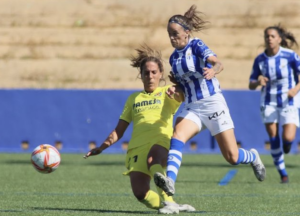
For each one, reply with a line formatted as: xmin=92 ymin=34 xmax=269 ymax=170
xmin=84 ymin=45 xmax=195 ymax=214
xmin=154 ymin=5 xmax=266 ymax=197
xmin=249 ymin=24 xmax=300 ymax=183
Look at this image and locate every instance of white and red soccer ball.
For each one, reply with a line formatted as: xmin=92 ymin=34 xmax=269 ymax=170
xmin=31 ymin=144 xmax=61 ymax=174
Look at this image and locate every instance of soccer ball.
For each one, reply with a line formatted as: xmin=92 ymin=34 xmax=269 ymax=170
xmin=31 ymin=144 xmax=61 ymax=174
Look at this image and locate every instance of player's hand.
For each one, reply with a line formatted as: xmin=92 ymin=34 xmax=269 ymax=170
xmin=166 ymin=86 xmax=176 ymax=99
xmin=168 ymin=71 xmax=178 ymax=84
xmin=288 ymin=87 xmax=298 ymax=98
xmin=83 ymin=147 xmax=102 ymax=159
xmin=203 ymin=67 xmax=215 ymax=80
xmin=258 ymin=76 xmax=269 ymax=86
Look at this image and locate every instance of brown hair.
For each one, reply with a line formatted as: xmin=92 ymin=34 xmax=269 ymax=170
xmin=168 ymin=5 xmax=209 ymax=32
xmin=264 ymin=24 xmax=298 ymax=49
xmin=130 ymin=44 xmax=164 ymax=75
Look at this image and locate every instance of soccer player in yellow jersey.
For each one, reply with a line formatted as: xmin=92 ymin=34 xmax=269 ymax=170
xmin=84 ymin=45 xmax=195 ymax=214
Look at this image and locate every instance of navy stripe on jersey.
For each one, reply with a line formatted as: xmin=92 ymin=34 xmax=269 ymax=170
xmin=275 ymin=57 xmax=282 ymax=79
xmin=277 ymin=85 xmax=282 ymax=107
xmin=184 ymin=82 xmax=193 ymax=103
xmin=193 ymin=79 xmax=203 ymax=100
xmin=265 ymin=60 xmax=271 ymax=105
xmin=288 ymin=65 xmax=293 ymax=106
xmin=275 ymin=58 xmax=282 ymax=107
xmin=206 ymin=79 xmax=216 ymax=95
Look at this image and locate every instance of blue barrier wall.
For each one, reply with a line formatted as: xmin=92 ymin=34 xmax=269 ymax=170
xmin=0 ymin=89 xmax=299 ymax=154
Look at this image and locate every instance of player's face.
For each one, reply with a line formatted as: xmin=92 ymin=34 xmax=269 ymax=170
xmin=264 ymin=29 xmax=282 ymax=50
xmin=167 ymin=22 xmax=189 ymax=49
xmin=141 ymin=61 xmax=162 ymax=93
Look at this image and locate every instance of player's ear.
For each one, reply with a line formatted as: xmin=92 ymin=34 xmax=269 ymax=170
xmin=185 ymin=30 xmax=190 ymax=39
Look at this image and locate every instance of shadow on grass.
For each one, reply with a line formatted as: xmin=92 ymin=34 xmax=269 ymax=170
xmin=3 ymin=160 xmax=300 ymax=169
xmin=0 ymin=210 xmax=23 ymax=212
xmin=181 ymin=162 xmax=300 ymax=169
xmin=2 ymin=159 xmax=124 ymax=166
xmin=31 ymin=207 xmax=206 ymax=214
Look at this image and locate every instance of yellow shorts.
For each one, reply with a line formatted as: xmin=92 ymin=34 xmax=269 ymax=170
xmin=123 ymin=142 xmax=169 ymax=177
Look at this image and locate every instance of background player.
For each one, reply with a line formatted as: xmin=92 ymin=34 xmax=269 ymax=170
xmin=249 ymin=24 xmax=300 ymax=183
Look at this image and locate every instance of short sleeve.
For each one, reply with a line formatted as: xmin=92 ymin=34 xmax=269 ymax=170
xmin=292 ymin=52 xmax=300 ymax=75
xmin=249 ymin=57 xmax=261 ymax=81
xmin=193 ymin=39 xmax=216 ymax=62
xmin=119 ymin=95 xmax=132 ymax=123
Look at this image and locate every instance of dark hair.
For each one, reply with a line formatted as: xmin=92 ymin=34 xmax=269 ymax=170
xmin=168 ymin=5 xmax=209 ymax=32
xmin=264 ymin=24 xmax=298 ymax=49
xmin=130 ymin=44 xmax=164 ymax=75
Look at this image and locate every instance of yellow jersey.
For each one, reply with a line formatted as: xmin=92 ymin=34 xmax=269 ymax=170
xmin=120 ymin=85 xmax=181 ymax=150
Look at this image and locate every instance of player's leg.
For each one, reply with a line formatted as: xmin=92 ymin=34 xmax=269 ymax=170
xmin=147 ymin=144 xmax=174 ymax=203
xmin=168 ymin=117 xmax=199 ymax=181
xmin=154 ymin=114 xmax=200 ymax=196
xmin=129 ymin=171 xmax=161 ymax=209
xmin=265 ymin=123 xmax=288 ymax=183
xmin=281 ymin=106 xmax=299 ymax=154
xmin=214 ymin=129 xmax=265 ymax=181
xmin=264 ymin=105 xmax=290 ymax=183
xmin=207 ymin=93 xmax=265 ymax=181
xmin=282 ymin=124 xmax=297 ymax=154
xmin=124 ymin=146 xmax=162 ymax=210
xmin=148 ymin=144 xmax=195 ymax=213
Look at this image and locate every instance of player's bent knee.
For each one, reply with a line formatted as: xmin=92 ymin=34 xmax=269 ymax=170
xmin=282 ymin=135 xmax=295 ymax=143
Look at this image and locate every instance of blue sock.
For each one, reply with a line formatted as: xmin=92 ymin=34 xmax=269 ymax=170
xmin=270 ymin=136 xmax=288 ymax=177
xmin=235 ymin=148 xmax=256 ymax=165
xmin=166 ymin=138 xmax=185 ymax=183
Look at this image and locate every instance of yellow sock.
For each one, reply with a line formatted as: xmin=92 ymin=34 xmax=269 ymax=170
xmin=140 ymin=190 xmax=161 ymax=210
xmin=149 ymin=164 xmax=175 ymax=203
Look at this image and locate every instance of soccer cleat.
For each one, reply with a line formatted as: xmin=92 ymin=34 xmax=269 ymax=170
xmin=283 ymin=144 xmax=292 ymax=154
xmin=158 ymin=205 xmax=179 ymax=214
xmin=250 ymin=149 xmax=266 ymax=181
xmin=162 ymin=201 xmax=196 ymax=212
xmin=154 ymin=172 xmax=175 ymax=196
xmin=281 ymin=176 xmax=289 ymax=184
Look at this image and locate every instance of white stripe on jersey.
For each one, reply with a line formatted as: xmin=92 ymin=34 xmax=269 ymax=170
xmin=176 ymin=52 xmax=186 ymax=79
xmin=280 ymin=58 xmax=289 ymax=79
xmin=268 ymin=58 xmax=276 ymax=80
xmin=186 ymin=48 xmax=195 ymax=72
xmin=201 ymin=78 xmax=211 ymax=98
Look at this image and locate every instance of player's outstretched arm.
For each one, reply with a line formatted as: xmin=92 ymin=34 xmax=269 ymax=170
xmin=83 ymin=119 xmax=129 ymax=159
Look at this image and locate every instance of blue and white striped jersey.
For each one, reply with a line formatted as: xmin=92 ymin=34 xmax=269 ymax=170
xmin=250 ymin=47 xmax=300 ymax=108
xmin=169 ymin=38 xmax=221 ymax=104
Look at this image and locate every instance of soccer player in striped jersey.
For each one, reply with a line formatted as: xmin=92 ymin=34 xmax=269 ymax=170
xmin=249 ymin=25 xmax=300 ymax=183
xmin=154 ymin=5 xmax=266 ymax=196
xmin=83 ymin=45 xmax=195 ymax=214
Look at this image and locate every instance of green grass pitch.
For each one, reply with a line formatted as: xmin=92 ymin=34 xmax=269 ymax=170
xmin=0 ymin=153 xmax=300 ymax=216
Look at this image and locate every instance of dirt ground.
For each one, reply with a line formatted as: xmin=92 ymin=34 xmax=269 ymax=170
xmin=1 ymin=0 xmax=300 ymax=89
